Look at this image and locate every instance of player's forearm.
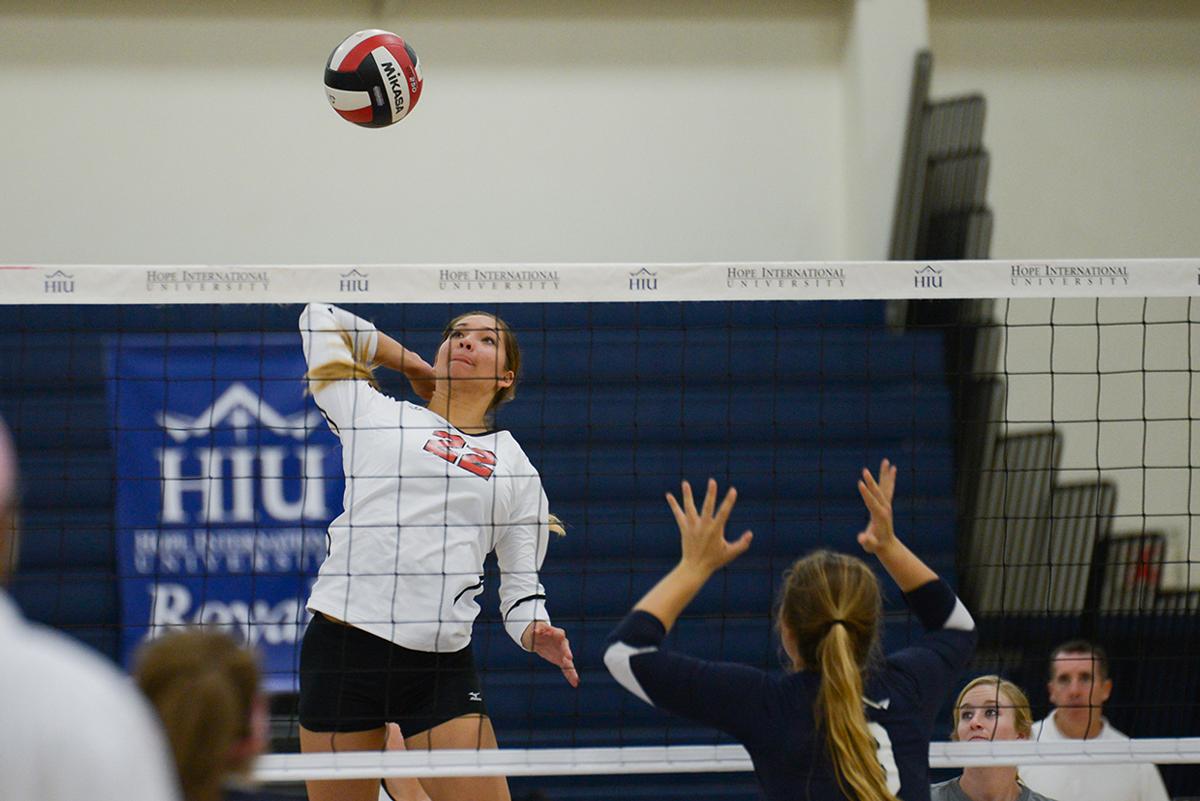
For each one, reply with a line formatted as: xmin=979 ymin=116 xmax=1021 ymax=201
xmin=374 ymin=333 xmax=430 ymax=377
xmin=874 ymin=538 xmax=938 ymax=593
xmin=633 ymin=562 xmax=711 ymax=633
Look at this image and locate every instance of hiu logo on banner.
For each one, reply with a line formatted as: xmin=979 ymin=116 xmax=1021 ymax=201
xmin=109 ymin=334 xmax=340 ymax=690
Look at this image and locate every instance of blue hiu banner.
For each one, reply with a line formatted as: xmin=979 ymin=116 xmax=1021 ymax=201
xmin=109 ymin=334 xmax=341 ymax=691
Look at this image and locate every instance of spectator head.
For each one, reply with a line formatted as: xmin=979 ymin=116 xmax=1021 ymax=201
xmin=1047 ymin=639 xmax=1113 ymax=724
xmin=951 ymin=675 xmax=1033 ymax=743
xmin=134 ymin=628 xmax=268 ymax=801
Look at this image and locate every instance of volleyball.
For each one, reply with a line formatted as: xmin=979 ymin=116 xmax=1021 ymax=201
xmin=323 ymin=29 xmax=423 ymax=128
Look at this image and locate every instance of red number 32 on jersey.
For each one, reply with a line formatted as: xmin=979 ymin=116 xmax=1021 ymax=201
xmin=422 ymin=430 xmax=497 ymax=479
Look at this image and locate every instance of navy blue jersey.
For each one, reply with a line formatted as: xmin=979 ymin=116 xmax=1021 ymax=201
xmin=605 ymin=578 xmax=976 ymax=801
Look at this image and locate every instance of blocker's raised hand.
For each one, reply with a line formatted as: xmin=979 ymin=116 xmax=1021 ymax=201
xmin=666 ymin=478 xmax=753 ymax=576
xmin=856 ymin=458 xmax=898 ymax=555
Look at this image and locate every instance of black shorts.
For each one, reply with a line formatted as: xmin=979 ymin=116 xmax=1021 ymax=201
xmin=298 ymin=613 xmax=488 ymax=736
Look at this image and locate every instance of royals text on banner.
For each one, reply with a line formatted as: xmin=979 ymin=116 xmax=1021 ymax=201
xmin=110 ymin=334 xmax=340 ymax=691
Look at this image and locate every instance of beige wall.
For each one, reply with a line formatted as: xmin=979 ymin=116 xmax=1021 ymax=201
xmin=929 ymin=0 xmax=1200 ymax=258
xmin=925 ymin=2 xmax=1200 ymax=587
xmin=0 ymin=0 xmax=850 ymax=264
xmin=1 ymin=2 xmax=1196 ymax=262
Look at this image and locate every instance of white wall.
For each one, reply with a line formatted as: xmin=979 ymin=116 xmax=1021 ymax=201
xmin=2 ymin=2 xmax=1195 ymax=261
xmin=928 ymin=1 xmax=1200 ymax=259
xmin=926 ymin=3 xmax=1200 ymax=590
xmin=842 ymin=0 xmax=928 ymax=260
xmin=0 ymin=0 xmax=853 ymax=264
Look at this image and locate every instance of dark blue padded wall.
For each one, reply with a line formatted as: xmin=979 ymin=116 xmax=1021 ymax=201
xmin=474 ymin=301 xmax=958 ymax=758
xmin=1 ymin=300 xmax=957 ymax=796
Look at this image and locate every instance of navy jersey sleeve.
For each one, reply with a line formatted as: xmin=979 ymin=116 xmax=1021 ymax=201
xmin=887 ymin=578 xmax=977 ymax=710
xmin=604 ymin=611 xmax=776 ymax=741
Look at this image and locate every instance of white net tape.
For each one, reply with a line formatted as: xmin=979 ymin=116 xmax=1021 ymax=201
xmin=254 ymin=740 xmax=1200 ymax=782
xmin=4 ymin=259 xmax=1199 ymax=305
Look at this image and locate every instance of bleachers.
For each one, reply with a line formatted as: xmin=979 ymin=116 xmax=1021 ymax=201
xmin=2 ymin=299 xmax=959 ymax=798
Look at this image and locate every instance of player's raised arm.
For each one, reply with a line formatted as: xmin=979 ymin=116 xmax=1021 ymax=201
xmin=856 ymin=458 xmax=938 ymax=592
xmin=631 ymin=478 xmax=754 ymax=633
xmin=373 ymin=329 xmax=435 ymax=400
xmin=300 ymin=302 xmax=434 ymax=401
xmin=299 ymin=302 xmax=378 ymax=381
xmin=605 ymin=464 xmax=974 ymax=801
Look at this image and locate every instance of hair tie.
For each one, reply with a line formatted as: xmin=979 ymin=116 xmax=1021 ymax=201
xmin=823 ymin=619 xmax=849 ymax=635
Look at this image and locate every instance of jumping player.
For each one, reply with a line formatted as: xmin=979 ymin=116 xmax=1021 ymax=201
xmin=297 ymin=303 xmax=576 ymax=801
xmin=605 ymin=460 xmax=976 ymax=801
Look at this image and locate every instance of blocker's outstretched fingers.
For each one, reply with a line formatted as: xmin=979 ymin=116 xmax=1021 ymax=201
xmin=681 ymin=480 xmax=697 ymax=518
xmin=877 ymin=458 xmax=898 ymax=501
xmin=666 ymin=492 xmax=686 ymax=529
xmin=858 ymin=478 xmax=886 ymax=516
xmin=715 ymin=486 xmax=739 ymax=528
xmin=701 ymin=478 xmax=718 ymax=518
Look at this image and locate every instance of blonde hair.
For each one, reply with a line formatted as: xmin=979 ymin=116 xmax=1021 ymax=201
xmin=134 ymin=629 xmax=261 ymax=801
xmin=304 ymin=328 xmax=381 ymax=394
xmin=950 ymin=675 xmax=1033 ymax=741
xmin=548 ymin=513 xmax=566 ymax=537
xmin=777 ymin=550 xmax=894 ymax=801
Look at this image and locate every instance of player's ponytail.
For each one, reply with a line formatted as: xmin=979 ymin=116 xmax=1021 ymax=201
xmin=304 ymin=328 xmax=381 ymax=394
xmin=816 ymin=622 xmax=894 ymax=801
xmin=778 ymin=550 xmax=896 ymax=801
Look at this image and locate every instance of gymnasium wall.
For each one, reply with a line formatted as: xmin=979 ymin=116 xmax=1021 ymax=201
xmin=2 ymin=1 xmax=1198 ymax=586
xmin=926 ymin=2 xmax=1200 ymax=590
xmin=1 ymin=2 xmax=1197 ymax=263
xmin=0 ymin=0 xmax=850 ymax=264
xmin=928 ymin=0 xmax=1200 ymax=261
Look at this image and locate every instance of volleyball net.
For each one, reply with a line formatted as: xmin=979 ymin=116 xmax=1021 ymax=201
xmin=2 ymin=260 xmax=1198 ymax=793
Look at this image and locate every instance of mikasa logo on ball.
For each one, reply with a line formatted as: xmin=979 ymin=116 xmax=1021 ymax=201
xmin=375 ymin=48 xmax=409 ymax=118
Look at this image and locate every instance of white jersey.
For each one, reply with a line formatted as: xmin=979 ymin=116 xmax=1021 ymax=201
xmin=300 ymin=303 xmax=552 ymax=652
xmin=1020 ymin=710 xmax=1170 ymax=801
xmin=0 ymin=591 xmax=181 ymax=801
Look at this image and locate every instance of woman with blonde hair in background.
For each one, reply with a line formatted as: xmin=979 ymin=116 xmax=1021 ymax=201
xmin=605 ymin=460 xmax=977 ymax=801
xmin=931 ymin=676 xmax=1058 ymax=801
xmin=133 ymin=628 xmax=287 ymax=801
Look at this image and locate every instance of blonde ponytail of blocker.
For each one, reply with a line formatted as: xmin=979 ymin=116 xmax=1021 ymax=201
xmin=816 ymin=622 xmax=896 ymax=801
xmin=779 ymin=551 xmax=896 ymax=801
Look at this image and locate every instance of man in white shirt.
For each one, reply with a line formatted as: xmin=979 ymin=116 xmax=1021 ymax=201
xmin=0 ymin=416 xmax=181 ymax=801
xmin=1019 ymin=640 xmax=1170 ymax=801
